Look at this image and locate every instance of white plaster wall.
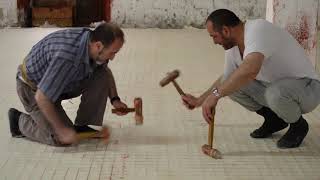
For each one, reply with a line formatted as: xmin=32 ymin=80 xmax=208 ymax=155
xmin=0 ymin=0 xmax=17 ymax=26
xmin=312 ymin=1 xmax=319 ymax=73
xmin=0 ymin=0 xmax=266 ymax=28
xmin=111 ymin=0 xmax=267 ymax=28
xmin=317 ymin=2 xmax=320 ymax=73
xmin=0 ymin=0 xmax=318 ymax=29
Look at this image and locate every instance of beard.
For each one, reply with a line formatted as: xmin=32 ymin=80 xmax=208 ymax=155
xmin=95 ymin=57 xmax=109 ymax=65
xmin=95 ymin=50 xmax=109 ymax=64
xmin=222 ymin=43 xmax=234 ymax=50
xmin=221 ymin=36 xmax=235 ymax=50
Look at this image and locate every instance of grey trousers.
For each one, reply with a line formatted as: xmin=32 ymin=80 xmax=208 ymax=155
xmin=16 ymin=66 xmax=111 ymax=146
xmin=228 ymin=77 xmax=320 ymax=123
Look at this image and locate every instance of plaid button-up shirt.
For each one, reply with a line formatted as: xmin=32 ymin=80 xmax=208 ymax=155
xmin=23 ymin=28 xmax=97 ymax=102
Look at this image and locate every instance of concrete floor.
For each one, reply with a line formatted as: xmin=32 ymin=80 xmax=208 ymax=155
xmin=0 ymin=28 xmax=320 ymax=180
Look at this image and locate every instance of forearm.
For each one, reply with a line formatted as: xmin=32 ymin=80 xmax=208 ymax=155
xmin=35 ymin=90 xmax=66 ymax=131
xmin=103 ymin=65 xmax=119 ymax=99
xmin=198 ymin=75 xmax=223 ymax=104
xmin=218 ymin=65 xmax=257 ymax=98
xmin=216 ymin=52 xmax=264 ymax=98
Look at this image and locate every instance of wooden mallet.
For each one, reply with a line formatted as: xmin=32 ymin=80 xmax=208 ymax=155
xmin=201 ymin=113 xmax=222 ymax=159
xmin=76 ymin=126 xmax=110 ymax=144
xmin=111 ymin=97 xmax=143 ymax=125
xmin=160 ymin=69 xmax=185 ymax=95
xmin=159 ymin=69 xmax=194 ymax=109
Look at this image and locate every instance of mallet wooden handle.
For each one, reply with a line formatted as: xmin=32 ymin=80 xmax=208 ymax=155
xmin=208 ymin=116 xmax=215 ymax=148
xmin=172 ymin=80 xmax=185 ymax=95
xmin=76 ymin=127 xmax=110 ymax=144
xmin=202 ymin=111 xmax=222 ymax=159
xmin=77 ymin=132 xmax=97 ymax=140
xmin=172 ymin=80 xmax=195 ymax=109
xmin=112 ymin=108 xmax=135 ymax=113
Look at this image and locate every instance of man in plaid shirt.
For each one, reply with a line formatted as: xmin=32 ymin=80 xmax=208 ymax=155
xmin=9 ymin=23 xmax=128 ymax=146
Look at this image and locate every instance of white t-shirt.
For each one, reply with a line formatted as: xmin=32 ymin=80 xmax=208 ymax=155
xmin=224 ymin=19 xmax=319 ymax=82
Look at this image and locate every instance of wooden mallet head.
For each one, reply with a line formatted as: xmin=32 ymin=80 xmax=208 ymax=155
xmin=134 ymin=97 xmax=143 ymax=125
xmin=159 ymin=70 xmax=180 ymax=87
xmin=201 ymin=144 xmax=222 ymax=159
xmin=159 ymin=69 xmax=186 ymax=96
xmin=111 ymin=97 xmax=143 ymax=125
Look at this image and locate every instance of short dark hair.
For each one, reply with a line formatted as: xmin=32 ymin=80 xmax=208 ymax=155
xmin=90 ymin=23 xmax=124 ymax=47
xmin=206 ymin=9 xmax=241 ymax=32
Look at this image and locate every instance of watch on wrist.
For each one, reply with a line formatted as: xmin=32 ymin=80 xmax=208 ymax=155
xmin=212 ymin=88 xmax=221 ymax=98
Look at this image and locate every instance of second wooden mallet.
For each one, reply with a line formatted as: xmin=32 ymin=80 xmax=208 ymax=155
xmin=111 ymin=97 xmax=143 ymax=125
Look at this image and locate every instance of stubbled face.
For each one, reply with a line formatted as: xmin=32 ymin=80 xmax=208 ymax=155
xmin=206 ymin=20 xmax=235 ymax=50
xmin=92 ymin=38 xmax=124 ymax=64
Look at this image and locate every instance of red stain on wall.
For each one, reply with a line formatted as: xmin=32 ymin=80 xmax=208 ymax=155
xmin=285 ymin=14 xmax=311 ymax=51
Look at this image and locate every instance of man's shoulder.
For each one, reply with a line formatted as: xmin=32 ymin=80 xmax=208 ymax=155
xmin=53 ymin=27 xmax=88 ymax=34
xmin=245 ymin=19 xmax=277 ymax=41
xmin=45 ymin=28 xmax=89 ymax=41
xmin=45 ymin=28 xmax=90 ymax=48
xmin=246 ymin=19 xmax=273 ymax=29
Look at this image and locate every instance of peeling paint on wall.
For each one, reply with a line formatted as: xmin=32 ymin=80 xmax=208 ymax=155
xmin=317 ymin=1 xmax=320 ymax=74
xmin=286 ymin=14 xmax=313 ymax=50
xmin=0 ymin=0 xmax=18 ymax=27
xmin=1 ymin=0 xmax=318 ymax=30
xmin=0 ymin=0 xmax=267 ymax=28
xmin=0 ymin=8 xmax=3 ymax=20
xmin=111 ymin=0 xmax=267 ymax=28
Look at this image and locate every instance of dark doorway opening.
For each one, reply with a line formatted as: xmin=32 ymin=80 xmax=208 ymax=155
xmin=74 ymin=0 xmax=111 ymax=26
xmin=17 ymin=0 xmax=111 ymax=27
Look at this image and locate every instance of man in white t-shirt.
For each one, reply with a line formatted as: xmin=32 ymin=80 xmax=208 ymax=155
xmin=182 ymin=9 xmax=320 ymax=148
